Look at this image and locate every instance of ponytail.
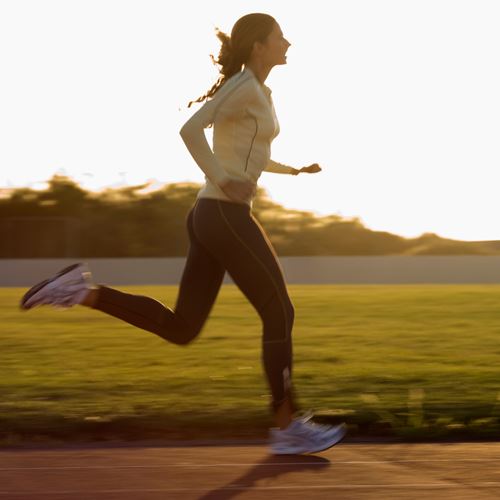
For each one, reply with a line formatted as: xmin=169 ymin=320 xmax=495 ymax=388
xmin=187 ymin=29 xmax=245 ymax=108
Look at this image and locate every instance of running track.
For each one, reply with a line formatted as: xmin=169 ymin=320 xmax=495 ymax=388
xmin=1 ymin=441 xmax=500 ymax=499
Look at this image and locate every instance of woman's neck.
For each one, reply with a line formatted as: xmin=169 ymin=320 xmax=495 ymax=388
xmin=244 ymin=61 xmax=272 ymax=85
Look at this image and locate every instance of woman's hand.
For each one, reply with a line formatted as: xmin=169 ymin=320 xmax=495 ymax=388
xmin=218 ymin=178 xmax=257 ymax=203
xmin=298 ymin=163 xmax=322 ymax=174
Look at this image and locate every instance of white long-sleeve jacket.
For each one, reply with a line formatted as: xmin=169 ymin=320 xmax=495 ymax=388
xmin=179 ymin=66 xmax=293 ymax=207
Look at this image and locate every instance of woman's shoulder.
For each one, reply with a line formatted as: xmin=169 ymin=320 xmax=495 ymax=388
xmin=215 ymin=70 xmax=259 ymax=98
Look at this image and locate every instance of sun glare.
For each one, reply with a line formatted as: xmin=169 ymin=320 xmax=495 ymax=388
xmin=0 ymin=0 xmax=499 ymax=241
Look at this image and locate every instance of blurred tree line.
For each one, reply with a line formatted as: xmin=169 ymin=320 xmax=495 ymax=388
xmin=1 ymin=175 xmax=499 ymax=258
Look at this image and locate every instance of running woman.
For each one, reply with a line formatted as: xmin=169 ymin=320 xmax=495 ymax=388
xmin=20 ymin=13 xmax=346 ymax=455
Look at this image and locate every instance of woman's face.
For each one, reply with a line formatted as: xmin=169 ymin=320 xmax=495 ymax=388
xmin=259 ymin=22 xmax=291 ymax=67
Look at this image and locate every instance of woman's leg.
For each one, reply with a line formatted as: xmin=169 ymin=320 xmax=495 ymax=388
xmin=88 ymin=202 xmax=226 ymax=345
xmin=193 ymin=199 xmax=299 ymax=427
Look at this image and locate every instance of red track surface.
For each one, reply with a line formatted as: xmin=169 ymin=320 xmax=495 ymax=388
xmin=1 ymin=441 xmax=500 ymax=499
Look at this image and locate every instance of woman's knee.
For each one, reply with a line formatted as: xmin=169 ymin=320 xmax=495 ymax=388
xmin=170 ymin=330 xmax=198 ymax=346
xmin=159 ymin=315 xmax=200 ymax=346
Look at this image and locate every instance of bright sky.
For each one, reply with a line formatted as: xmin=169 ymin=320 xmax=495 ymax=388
xmin=1 ymin=0 xmax=499 ymax=241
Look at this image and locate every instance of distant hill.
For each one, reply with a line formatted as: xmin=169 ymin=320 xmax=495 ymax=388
xmin=1 ymin=175 xmax=499 ymax=257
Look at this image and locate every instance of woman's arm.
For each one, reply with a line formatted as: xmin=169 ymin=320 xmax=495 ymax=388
xmin=264 ymin=159 xmax=299 ymax=175
xmin=179 ymin=75 xmax=255 ymax=187
xmin=264 ymin=160 xmax=322 ymax=176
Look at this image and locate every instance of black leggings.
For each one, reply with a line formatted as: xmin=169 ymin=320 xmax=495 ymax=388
xmin=92 ymin=197 xmax=299 ymax=415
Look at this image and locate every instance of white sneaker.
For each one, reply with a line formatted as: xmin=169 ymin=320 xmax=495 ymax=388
xmin=20 ymin=263 xmax=95 ymax=310
xmin=269 ymin=411 xmax=347 ymax=455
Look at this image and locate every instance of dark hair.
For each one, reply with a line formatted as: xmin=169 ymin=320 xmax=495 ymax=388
xmin=187 ymin=13 xmax=277 ymax=108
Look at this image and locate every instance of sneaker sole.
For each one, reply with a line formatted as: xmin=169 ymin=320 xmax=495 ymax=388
xmin=20 ymin=263 xmax=84 ymax=310
xmin=306 ymin=424 xmax=347 ymax=454
xmin=271 ymin=424 xmax=347 ymax=455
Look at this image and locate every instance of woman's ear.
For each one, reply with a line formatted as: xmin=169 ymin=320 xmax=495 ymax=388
xmin=250 ymin=39 xmax=265 ymax=58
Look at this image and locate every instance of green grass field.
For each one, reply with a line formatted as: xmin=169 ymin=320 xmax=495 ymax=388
xmin=2 ymin=284 xmax=500 ymax=444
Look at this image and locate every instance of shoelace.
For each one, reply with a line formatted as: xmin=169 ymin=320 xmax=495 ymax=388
xmin=295 ymin=410 xmax=331 ymax=431
xmin=37 ymin=277 xmax=86 ymax=306
xmin=44 ymin=286 xmax=81 ymax=299
xmin=290 ymin=411 xmax=340 ymax=437
xmin=291 ymin=421 xmax=328 ymax=439
xmin=304 ymin=419 xmax=339 ymax=434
